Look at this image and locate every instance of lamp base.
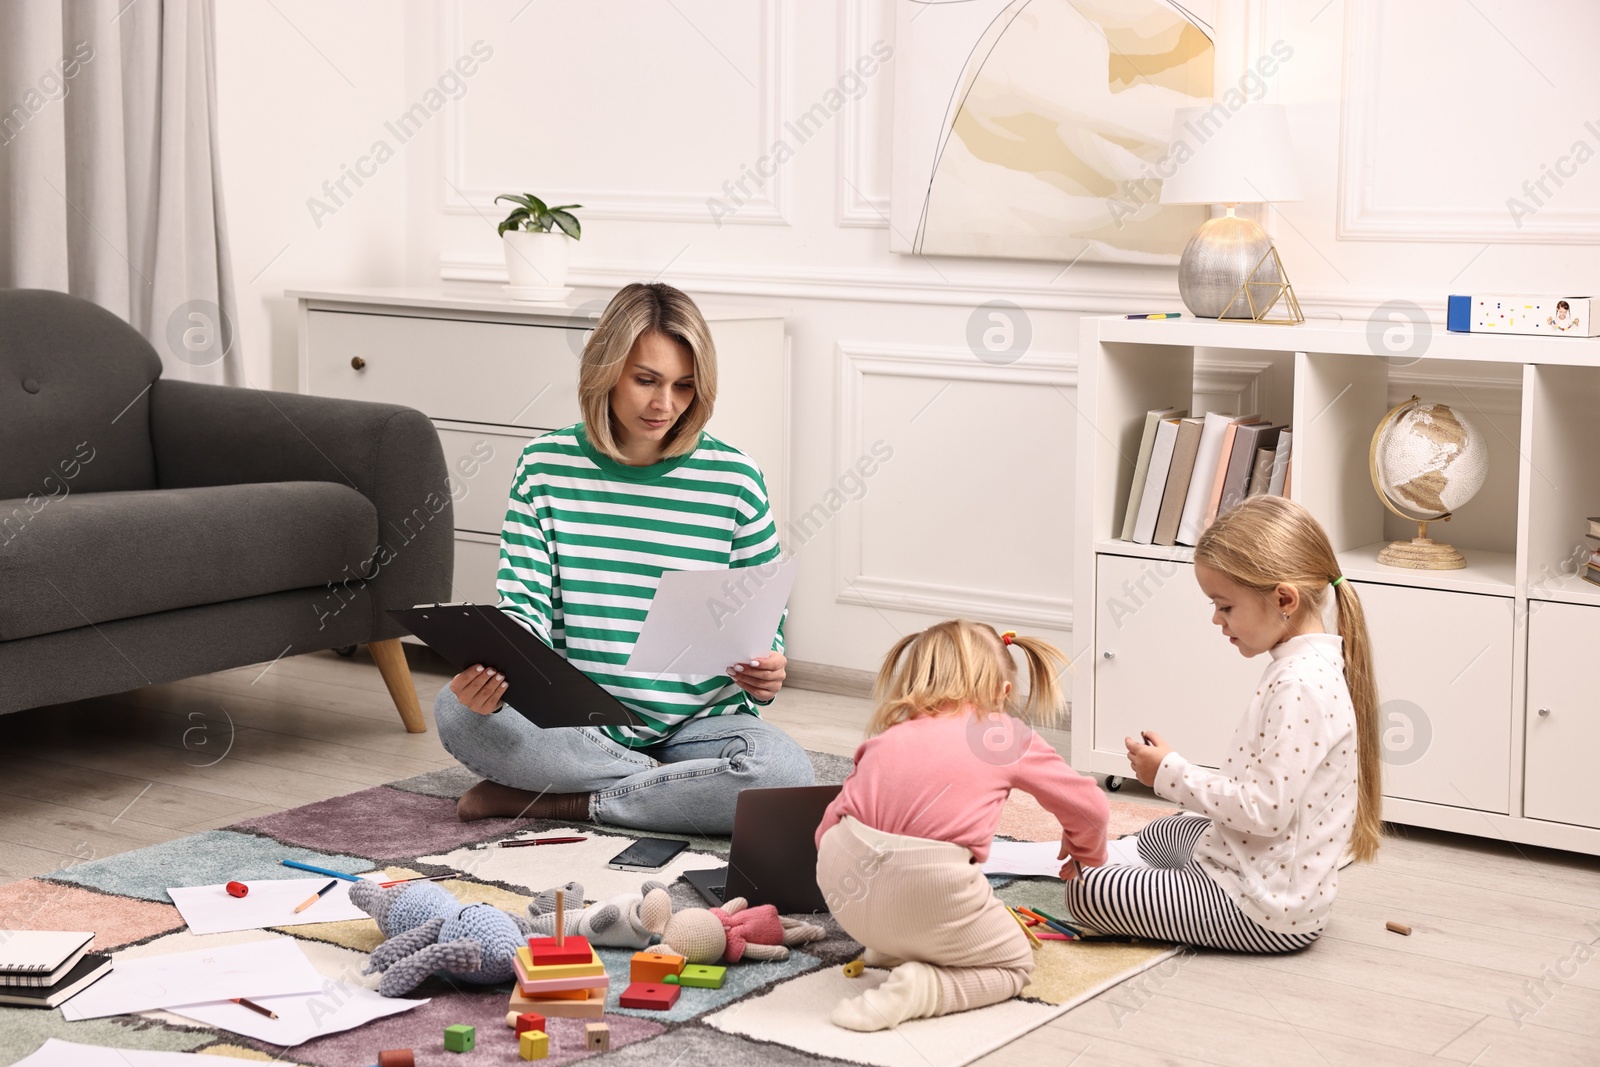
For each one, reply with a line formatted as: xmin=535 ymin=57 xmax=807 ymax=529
xmin=1177 ymin=215 xmax=1276 ymax=319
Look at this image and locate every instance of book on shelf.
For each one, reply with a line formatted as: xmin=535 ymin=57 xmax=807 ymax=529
xmin=1267 ymin=431 xmax=1293 ymax=497
xmin=0 ymin=954 xmax=111 ymax=1008
xmin=1216 ymin=423 xmax=1286 ymax=517
xmin=1589 ymin=516 xmax=1600 ymax=540
xmin=1248 ymin=448 xmax=1276 ymax=497
xmin=1201 ymin=417 xmax=1266 ymax=530
xmin=1176 ymin=413 xmax=1258 ymax=546
xmin=1585 ymin=562 xmax=1600 ymax=588
xmin=0 ymin=931 xmax=94 ymax=988
xmin=1119 ymin=407 xmax=1186 ymax=541
xmin=1154 ymin=417 xmax=1206 ymax=546
xmin=1131 ymin=417 xmax=1184 ymax=545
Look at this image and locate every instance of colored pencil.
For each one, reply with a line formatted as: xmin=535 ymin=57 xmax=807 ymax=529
xmin=231 ymin=997 xmax=279 ymax=1020
xmin=378 ymin=874 xmax=455 ymax=888
xmin=292 ymin=878 xmax=339 ymax=914
xmin=281 ymin=859 xmax=361 ymax=882
xmin=1029 ymin=907 xmax=1084 ymax=938
xmin=1007 ymin=907 xmax=1043 ymax=949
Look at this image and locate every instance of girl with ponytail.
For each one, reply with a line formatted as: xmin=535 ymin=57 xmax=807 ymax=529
xmin=815 ymin=620 xmax=1109 ymax=1030
xmin=1065 ymin=495 xmax=1380 ymax=953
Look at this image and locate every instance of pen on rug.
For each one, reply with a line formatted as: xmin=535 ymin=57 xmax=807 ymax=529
xmin=292 ymin=878 xmax=339 ymax=914
xmin=474 ymin=835 xmax=588 ymax=849
xmin=378 ymin=874 xmax=456 ymax=887
xmin=231 ymin=997 xmax=279 ymax=1020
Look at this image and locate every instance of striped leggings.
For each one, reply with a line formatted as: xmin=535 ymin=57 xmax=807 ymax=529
xmin=1064 ymin=814 xmax=1320 ymax=954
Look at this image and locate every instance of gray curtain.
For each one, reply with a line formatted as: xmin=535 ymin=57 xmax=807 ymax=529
xmin=0 ymin=0 xmax=241 ymax=385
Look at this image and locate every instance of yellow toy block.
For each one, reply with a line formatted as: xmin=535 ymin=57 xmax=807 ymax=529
xmin=518 ymin=1029 xmax=549 ymax=1060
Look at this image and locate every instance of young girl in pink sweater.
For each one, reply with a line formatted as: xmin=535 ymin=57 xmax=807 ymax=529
xmin=814 ymin=619 xmax=1109 ymax=1031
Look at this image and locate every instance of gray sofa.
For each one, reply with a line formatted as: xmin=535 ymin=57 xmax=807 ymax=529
xmin=0 ymin=288 xmax=453 ymax=730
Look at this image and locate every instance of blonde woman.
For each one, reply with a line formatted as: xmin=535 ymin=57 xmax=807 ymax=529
xmin=814 ymin=620 xmax=1109 ymax=1031
xmin=1068 ymin=495 xmax=1382 ymax=952
xmin=435 ymin=282 xmax=812 ymax=833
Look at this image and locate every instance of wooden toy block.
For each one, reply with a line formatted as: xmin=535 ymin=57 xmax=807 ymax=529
xmin=678 ymin=964 xmax=725 ymax=989
xmin=619 ymin=981 xmax=680 ymax=1010
xmin=842 ymin=958 xmax=864 ymax=978
xmin=508 ymin=988 xmax=607 ymax=1018
xmin=515 ymin=946 xmax=605 ymax=981
xmin=527 ymin=933 xmax=593 ymax=966
xmin=629 ymin=950 xmax=685 ymax=983
xmin=518 ymin=1029 xmax=549 ymax=1060
xmin=505 ymin=1010 xmax=546 ymax=1033
xmin=377 ymin=1052 xmax=415 ymax=1067
xmin=585 ymin=1022 xmax=611 ymax=1051
xmin=442 ymin=1024 xmax=475 ymax=1052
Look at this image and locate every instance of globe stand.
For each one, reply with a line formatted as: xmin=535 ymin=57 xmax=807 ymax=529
xmin=1377 ymin=520 xmax=1468 ymax=571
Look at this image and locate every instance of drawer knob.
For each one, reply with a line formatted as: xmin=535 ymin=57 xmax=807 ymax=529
xmin=351 ymin=356 xmax=367 ymax=370
xmin=1102 ymin=651 xmax=1115 ymax=660
xmin=1537 ymin=707 xmax=1551 ymax=717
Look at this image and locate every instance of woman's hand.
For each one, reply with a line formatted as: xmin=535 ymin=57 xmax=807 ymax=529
xmin=1124 ymin=730 xmax=1172 ymax=788
xmin=451 ymin=664 xmax=507 ymax=716
xmin=729 ymin=651 xmax=786 ymax=702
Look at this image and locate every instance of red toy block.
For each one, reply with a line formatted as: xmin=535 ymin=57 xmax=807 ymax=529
xmin=377 ymin=1052 xmax=415 ymax=1067
xmin=619 ymin=981 xmax=680 ymax=1010
xmin=526 ymin=934 xmax=593 ymax=966
xmin=225 ymin=881 xmax=248 ymax=898
xmin=513 ymin=1011 xmax=545 ymax=1035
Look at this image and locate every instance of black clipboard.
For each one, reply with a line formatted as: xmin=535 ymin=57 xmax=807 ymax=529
xmin=388 ymin=604 xmax=648 ymax=729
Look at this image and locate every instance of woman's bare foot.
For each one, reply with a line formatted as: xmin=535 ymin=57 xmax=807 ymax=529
xmin=456 ymin=781 xmax=593 ymax=823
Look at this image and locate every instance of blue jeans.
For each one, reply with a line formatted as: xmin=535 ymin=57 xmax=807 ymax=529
xmin=433 ymin=685 xmax=815 ymax=835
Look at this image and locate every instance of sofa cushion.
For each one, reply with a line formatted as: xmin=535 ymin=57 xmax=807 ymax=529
xmin=0 ymin=482 xmax=378 ymax=641
xmin=0 ymin=289 xmax=164 ymax=499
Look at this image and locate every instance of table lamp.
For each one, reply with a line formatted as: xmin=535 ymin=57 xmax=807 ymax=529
xmin=1159 ymin=104 xmax=1303 ymax=320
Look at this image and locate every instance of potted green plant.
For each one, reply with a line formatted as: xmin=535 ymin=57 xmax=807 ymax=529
xmin=495 ymin=193 xmax=582 ymax=291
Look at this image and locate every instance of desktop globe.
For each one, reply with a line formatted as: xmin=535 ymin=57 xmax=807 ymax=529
xmin=1369 ymin=397 xmax=1489 ymax=570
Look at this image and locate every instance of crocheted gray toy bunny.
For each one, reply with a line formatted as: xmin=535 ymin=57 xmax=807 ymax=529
xmin=351 ymin=879 xmax=532 ymax=997
xmin=524 ymin=880 xmax=673 ymax=951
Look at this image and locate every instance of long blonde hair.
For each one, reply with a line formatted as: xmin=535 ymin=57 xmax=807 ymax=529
xmin=866 ymin=619 xmax=1068 ymax=736
xmin=578 ymin=282 xmax=718 ymax=462
xmin=1194 ymin=496 xmax=1382 ymax=863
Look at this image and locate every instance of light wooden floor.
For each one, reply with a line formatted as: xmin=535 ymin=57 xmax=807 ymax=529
xmin=2 ymin=648 xmax=1597 ymax=1066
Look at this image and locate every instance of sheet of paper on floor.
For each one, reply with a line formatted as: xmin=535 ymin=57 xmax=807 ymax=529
xmin=167 ymin=875 xmax=377 ymax=935
xmin=981 ymin=840 xmax=1067 ymax=877
xmin=60 ymin=938 xmax=322 ymax=1020
xmin=165 ymin=985 xmax=428 ymax=1046
xmin=1105 ymin=835 xmax=1148 ymax=867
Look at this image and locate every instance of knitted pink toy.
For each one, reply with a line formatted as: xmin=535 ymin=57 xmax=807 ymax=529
xmin=650 ymin=896 xmax=825 ymax=964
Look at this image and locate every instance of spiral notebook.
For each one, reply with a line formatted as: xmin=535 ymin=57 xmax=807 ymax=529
xmin=0 ymin=931 xmax=94 ymax=988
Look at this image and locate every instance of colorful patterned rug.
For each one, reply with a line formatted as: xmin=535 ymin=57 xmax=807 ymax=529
xmin=0 ymin=753 xmax=1179 ymax=1067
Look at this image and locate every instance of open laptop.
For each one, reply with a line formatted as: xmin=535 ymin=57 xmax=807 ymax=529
xmin=683 ymin=784 xmax=842 ymax=914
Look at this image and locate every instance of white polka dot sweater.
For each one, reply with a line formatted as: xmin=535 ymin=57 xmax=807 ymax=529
xmin=1152 ymin=633 xmax=1358 ymax=935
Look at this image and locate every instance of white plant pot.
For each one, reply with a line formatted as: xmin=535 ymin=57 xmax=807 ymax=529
xmin=502 ymin=231 xmax=571 ymax=289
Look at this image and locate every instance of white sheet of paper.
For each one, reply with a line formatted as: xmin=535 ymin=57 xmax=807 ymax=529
xmin=1106 ymin=835 xmax=1149 ymax=867
xmin=167 ymin=876 xmax=374 ymax=935
xmin=165 ymin=985 xmax=427 ymax=1046
xmin=980 ymin=840 xmax=1066 ymax=878
xmin=625 ymin=558 xmax=798 ymax=675
xmin=14 ymin=1039 xmax=234 ymax=1066
xmin=59 ymin=939 xmax=322 ymax=1020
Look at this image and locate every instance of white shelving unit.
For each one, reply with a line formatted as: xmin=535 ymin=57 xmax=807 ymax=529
xmin=1074 ymin=315 xmax=1600 ymax=856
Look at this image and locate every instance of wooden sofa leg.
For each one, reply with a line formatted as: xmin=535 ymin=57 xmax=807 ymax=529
xmin=369 ymin=638 xmax=427 ymax=733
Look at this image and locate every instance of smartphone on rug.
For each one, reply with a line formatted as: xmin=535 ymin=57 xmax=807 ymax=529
xmin=606 ymin=837 xmax=690 ymax=871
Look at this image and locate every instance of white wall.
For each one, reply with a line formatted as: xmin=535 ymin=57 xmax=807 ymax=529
xmin=216 ymin=0 xmax=1600 ymax=673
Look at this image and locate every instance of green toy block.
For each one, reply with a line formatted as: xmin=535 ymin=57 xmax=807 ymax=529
xmin=662 ymin=973 xmax=679 ymax=984
xmin=678 ymin=964 xmax=726 ymax=989
xmin=443 ymin=1023 xmax=476 ymax=1052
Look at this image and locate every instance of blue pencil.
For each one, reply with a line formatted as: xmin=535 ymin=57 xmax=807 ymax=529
xmin=281 ymin=859 xmax=361 ymax=882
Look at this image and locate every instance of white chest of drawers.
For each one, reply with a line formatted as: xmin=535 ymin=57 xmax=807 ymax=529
xmin=291 ymin=287 xmax=787 ymax=608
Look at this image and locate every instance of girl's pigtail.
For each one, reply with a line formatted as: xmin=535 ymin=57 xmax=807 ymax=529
xmin=1007 ymin=634 xmax=1068 ymax=727
xmin=1333 ymin=579 xmax=1383 ymax=862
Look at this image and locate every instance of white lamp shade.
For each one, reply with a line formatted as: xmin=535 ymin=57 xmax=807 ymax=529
xmin=1158 ymin=104 xmax=1303 ymax=205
